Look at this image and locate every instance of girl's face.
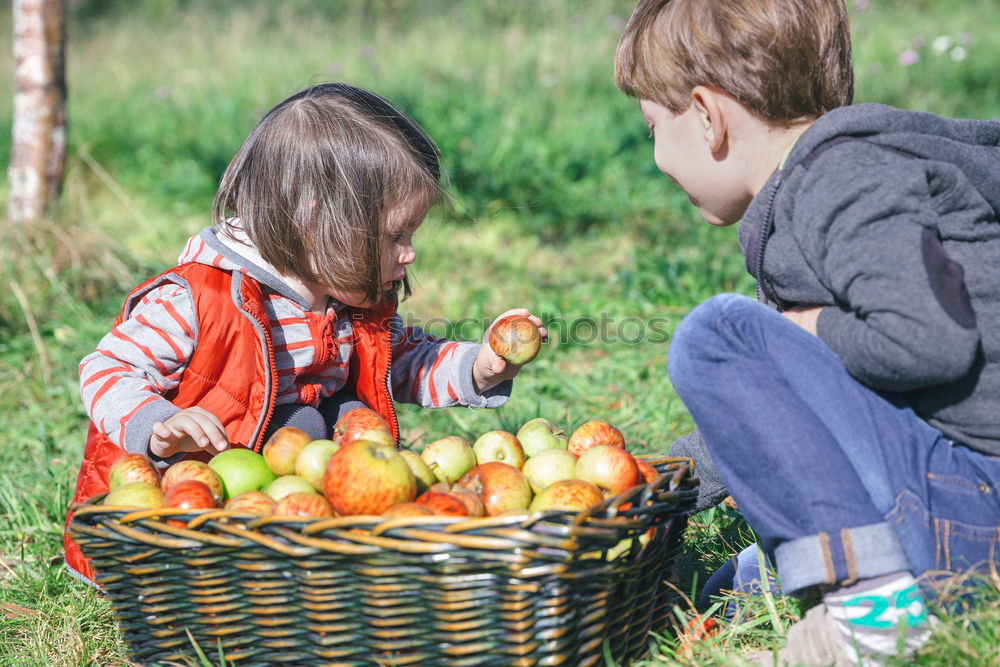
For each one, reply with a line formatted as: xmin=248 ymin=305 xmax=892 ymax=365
xmin=319 ymin=205 xmax=425 ymax=309
xmin=639 ymin=98 xmax=750 ymax=226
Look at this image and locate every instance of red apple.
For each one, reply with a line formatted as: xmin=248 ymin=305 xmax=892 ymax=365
xmin=164 ymin=479 xmax=215 ymax=526
xmin=272 ymin=492 xmax=334 ymax=519
xmin=324 ymin=439 xmax=416 ymax=516
xmin=207 ymin=448 xmax=277 ymax=499
xmin=521 ymin=449 xmax=578 ymax=493
xmin=224 ymin=490 xmax=276 ymax=515
xmin=294 ymin=438 xmax=340 ymax=491
xmin=568 ymin=420 xmax=626 ymax=457
xmin=103 ymin=481 xmax=165 ymax=509
xmin=419 ymin=436 xmax=476 ymax=484
xmin=456 ymin=462 xmax=533 ymax=516
xmin=265 ymin=475 xmax=317 ymax=501
xmin=635 ymin=458 xmax=660 ymax=485
xmin=108 ymin=453 xmax=160 ymax=490
xmin=399 ymin=449 xmax=437 ymax=494
xmin=428 ymin=482 xmax=485 ymax=517
xmin=262 ymin=426 xmax=313 ymax=476
xmin=472 ymin=430 xmax=526 ymax=469
xmin=575 ymin=445 xmax=640 ymax=497
xmin=383 ymin=502 xmax=434 ymax=517
xmin=489 ymin=315 xmax=541 ymax=365
xmin=415 ymin=491 xmax=469 ymax=516
xmin=332 ymin=407 xmax=392 ymax=447
xmin=528 ymin=478 xmax=604 ymax=512
xmin=516 ymin=418 xmax=568 ymax=457
xmin=161 ymin=459 xmax=225 ymax=504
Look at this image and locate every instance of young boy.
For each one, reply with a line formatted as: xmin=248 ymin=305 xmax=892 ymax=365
xmin=614 ymin=0 xmax=1000 ymax=664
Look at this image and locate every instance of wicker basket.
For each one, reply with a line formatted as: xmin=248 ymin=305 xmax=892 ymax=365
xmin=69 ymin=454 xmax=698 ymax=667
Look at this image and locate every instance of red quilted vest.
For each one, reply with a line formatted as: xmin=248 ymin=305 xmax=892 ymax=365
xmin=64 ymin=263 xmax=398 ymax=582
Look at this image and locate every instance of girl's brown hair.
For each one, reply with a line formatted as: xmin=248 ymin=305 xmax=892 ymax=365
xmin=615 ymin=0 xmax=854 ymax=124
xmin=213 ymin=83 xmax=442 ymax=305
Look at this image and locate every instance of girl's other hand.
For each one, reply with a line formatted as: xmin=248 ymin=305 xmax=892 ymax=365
xmin=472 ymin=308 xmax=548 ymax=393
xmin=149 ymin=406 xmax=229 ymax=458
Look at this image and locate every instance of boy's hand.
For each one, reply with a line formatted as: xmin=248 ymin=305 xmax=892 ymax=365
xmin=149 ymin=407 xmax=229 ymax=458
xmin=782 ymin=306 xmax=822 ymax=335
xmin=473 ymin=308 xmax=548 ymax=394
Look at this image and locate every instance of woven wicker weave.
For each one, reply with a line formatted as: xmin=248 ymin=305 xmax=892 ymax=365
xmin=70 ymin=454 xmax=698 ymax=666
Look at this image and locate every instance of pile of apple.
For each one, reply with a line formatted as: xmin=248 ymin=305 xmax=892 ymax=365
xmin=100 ymin=408 xmax=660 ymax=522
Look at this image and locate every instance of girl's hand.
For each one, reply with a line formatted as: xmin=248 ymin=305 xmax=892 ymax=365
xmin=149 ymin=406 xmax=229 ymax=458
xmin=472 ymin=309 xmax=548 ymax=394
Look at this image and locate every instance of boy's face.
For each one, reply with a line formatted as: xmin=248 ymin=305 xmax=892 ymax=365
xmin=639 ymin=98 xmax=749 ymax=226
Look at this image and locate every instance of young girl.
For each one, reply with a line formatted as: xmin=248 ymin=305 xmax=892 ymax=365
xmin=65 ymin=82 xmax=544 ymax=583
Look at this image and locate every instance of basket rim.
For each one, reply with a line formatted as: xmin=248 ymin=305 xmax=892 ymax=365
xmin=70 ymin=456 xmax=697 ymax=555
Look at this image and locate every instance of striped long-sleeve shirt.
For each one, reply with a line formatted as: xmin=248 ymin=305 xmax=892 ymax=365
xmin=79 ymin=227 xmax=510 ymax=455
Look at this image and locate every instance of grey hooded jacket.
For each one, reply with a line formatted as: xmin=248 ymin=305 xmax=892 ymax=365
xmin=673 ymin=103 xmax=1000 ymax=512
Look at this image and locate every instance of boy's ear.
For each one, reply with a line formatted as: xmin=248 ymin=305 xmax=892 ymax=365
xmin=691 ymin=85 xmax=727 ymax=154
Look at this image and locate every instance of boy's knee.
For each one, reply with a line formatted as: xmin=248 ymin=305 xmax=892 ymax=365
xmin=669 ymin=294 xmax=754 ymax=363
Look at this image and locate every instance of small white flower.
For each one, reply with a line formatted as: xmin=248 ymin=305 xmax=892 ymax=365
xmin=932 ymin=35 xmax=953 ymax=55
xmin=950 ymin=46 xmax=968 ymax=62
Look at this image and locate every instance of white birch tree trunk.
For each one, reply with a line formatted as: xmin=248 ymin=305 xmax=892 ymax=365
xmin=8 ymin=0 xmax=66 ymax=224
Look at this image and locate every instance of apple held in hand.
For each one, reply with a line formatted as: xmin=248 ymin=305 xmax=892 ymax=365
xmin=568 ymin=420 xmax=626 ymax=457
xmin=420 ymin=436 xmax=476 ymax=484
xmin=521 ymin=449 xmax=578 ymax=493
xmin=161 ymin=459 xmax=225 ymax=505
xmin=272 ymin=492 xmax=334 ymax=519
xmin=103 ymin=481 xmax=165 ymax=509
xmin=472 ymin=430 xmax=526 ymax=469
xmin=489 ymin=315 xmax=542 ymax=365
xmin=295 ymin=439 xmax=340 ymax=491
xmin=108 ymin=453 xmax=160 ymax=490
xmin=265 ymin=475 xmax=317 ymax=501
xmin=333 ymin=407 xmax=393 ymax=447
xmin=575 ymin=445 xmax=640 ymax=497
xmin=399 ymin=449 xmax=437 ymax=495
xmin=324 ymin=439 xmax=416 ymax=516
xmin=516 ymin=417 xmax=568 ymax=457
xmin=457 ymin=462 xmax=533 ymax=516
xmin=208 ymin=448 xmax=277 ymax=499
xmin=262 ymin=426 xmax=313 ymax=476
xmin=224 ymin=490 xmax=276 ymax=515
xmin=529 ymin=478 xmax=604 ymax=512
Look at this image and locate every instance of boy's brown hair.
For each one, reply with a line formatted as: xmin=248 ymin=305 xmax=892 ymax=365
xmin=615 ymin=0 xmax=854 ymax=124
xmin=213 ymin=83 xmax=442 ymax=305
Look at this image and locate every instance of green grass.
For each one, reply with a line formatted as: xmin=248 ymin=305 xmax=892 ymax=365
xmin=1 ymin=0 xmax=999 ymax=664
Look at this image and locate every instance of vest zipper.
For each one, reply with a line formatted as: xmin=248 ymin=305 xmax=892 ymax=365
xmin=383 ymin=323 xmax=400 ymax=446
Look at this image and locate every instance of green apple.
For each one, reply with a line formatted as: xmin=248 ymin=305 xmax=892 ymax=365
xmin=265 ymin=475 xmax=317 ymax=501
xmin=419 ymin=436 xmax=476 ymax=484
xmin=473 ymin=430 xmax=526 ymax=469
xmin=521 ymin=449 xmax=578 ymax=493
xmin=207 ymin=448 xmax=276 ymax=499
xmin=103 ymin=481 xmax=165 ymax=509
xmin=516 ymin=417 xmax=568 ymax=457
xmin=399 ymin=449 xmax=437 ymax=494
xmin=294 ymin=438 xmax=340 ymax=491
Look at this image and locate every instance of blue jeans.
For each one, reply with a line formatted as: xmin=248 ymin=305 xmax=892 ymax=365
xmin=669 ymin=294 xmax=1000 ymax=595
